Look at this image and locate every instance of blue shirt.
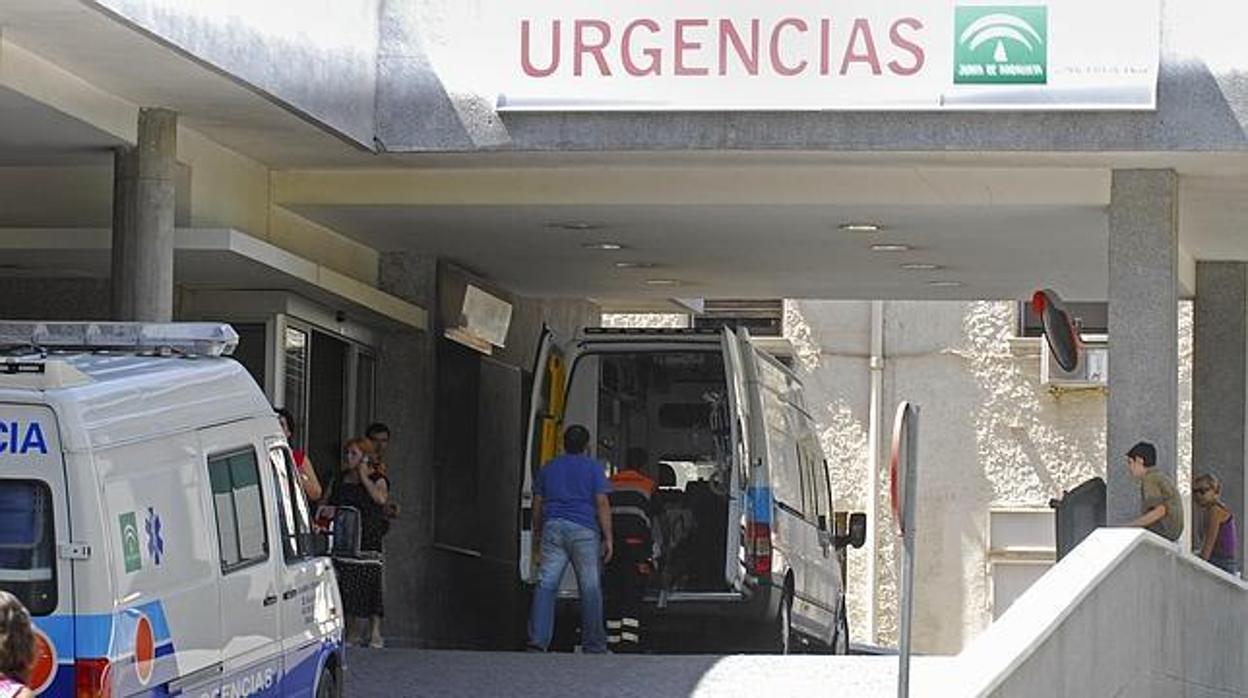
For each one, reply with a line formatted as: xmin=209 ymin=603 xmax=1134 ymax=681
xmin=535 ymin=454 xmax=611 ymax=532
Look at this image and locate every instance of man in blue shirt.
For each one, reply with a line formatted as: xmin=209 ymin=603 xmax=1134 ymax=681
xmin=527 ymin=425 xmax=613 ymax=653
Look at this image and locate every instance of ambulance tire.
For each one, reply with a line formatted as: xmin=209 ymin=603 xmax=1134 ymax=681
xmin=316 ymin=665 xmax=338 ymax=698
xmin=764 ymin=587 xmax=795 ymax=655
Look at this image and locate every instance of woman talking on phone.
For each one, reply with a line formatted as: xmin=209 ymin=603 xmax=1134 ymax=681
xmin=327 ymin=437 xmax=391 ymax=647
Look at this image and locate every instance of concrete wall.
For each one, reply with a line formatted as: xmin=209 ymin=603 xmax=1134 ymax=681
xmin=178 ymin=127 xmax=268 ymax=236
xmin=0 ymin=132 xmax=378 ymax=285
xmin=375 ymin=252 xmax=438 ymax=648
xmin=0 ymin=278 xmax=111 ymax=319
xmin=0 ymin=166 xmax=111 ymax=227
xmin=86 ymin=0 xmax=379 ymax=148
xmin=950 ymin=529 xmax=1247 ymax=697
xmin=177 ymin=126 xmax=379 ymax=284
xmin=787 ymin=300 xmax=1193 ymax=654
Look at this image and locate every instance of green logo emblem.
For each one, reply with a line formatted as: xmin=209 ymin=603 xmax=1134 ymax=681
xmin=954 ymin=6 xmax=1047 ymax=84
xmin=119 ymin=512 xmax=142 ymax=573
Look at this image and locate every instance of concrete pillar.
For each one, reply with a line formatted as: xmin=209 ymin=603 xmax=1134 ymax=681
xmin=1107 ymin=169 xmax=1179 ymax=525
xmin=1192 ymin=262 xmax=1247 ymax=563
xmin=376 ymin=252 xmax=437 ymax=647
xmin=111 ymin=108 xmax=177 ymax=321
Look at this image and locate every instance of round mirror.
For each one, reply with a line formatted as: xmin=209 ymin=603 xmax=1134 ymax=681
xmin=1032 ymin=289 xmax=1081 ymax=373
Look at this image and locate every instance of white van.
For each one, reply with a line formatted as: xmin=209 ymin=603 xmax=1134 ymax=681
xmin=0 ymin=322 xmax=344 ymax=698
xmin=519 ymin=327 xmax=865 ymax=653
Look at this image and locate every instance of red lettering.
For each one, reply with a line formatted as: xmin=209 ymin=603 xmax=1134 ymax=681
xmin=820 ymin=19 xmax=833 ymax=75
xmin=622 ymin=19 xmax=662 ymax=76
xmin=674 ymin=19 xmax=709 ymax=76
xmin=888 ymin=18 xmax=925 ymax=76
xmin=521 ymin=20 xmax=560 ymax=78
xmin=574 ymin=20 xmax=612 ymax=76
xmin=840 ymin=18 xmax=882 ymax=75
xmin=770 ymin=18 xmax=808 ymax=77
xmin=718 ymin=19 xmax=759 ymax=76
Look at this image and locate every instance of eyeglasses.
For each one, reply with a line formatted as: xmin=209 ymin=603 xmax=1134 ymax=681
xmin=1194 ymin=487 xmax=1212 ymax=494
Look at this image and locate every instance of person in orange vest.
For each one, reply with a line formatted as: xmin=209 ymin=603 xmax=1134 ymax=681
xmin=604 ymin=447 xmax=659 ymax=652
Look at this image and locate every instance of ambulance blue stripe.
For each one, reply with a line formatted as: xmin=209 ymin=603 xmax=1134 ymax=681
xmin=34 ymin=606 xmax=340 ymax=697
xmin=746 ymin=486 xmax=773 ymax=523
xmin=35 ymin=599 xmax=173 ymax=658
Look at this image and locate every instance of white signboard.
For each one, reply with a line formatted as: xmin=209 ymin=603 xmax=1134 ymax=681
xmin=496 ymin=0 xmax=1160 ymax=112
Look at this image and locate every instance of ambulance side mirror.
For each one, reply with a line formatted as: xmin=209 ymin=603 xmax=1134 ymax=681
xmin=329 ymin=506 xmax=363 ymax=559
xmin=834 ymin=512 xmax=868 ymax=549
xmin=303 ymin=532 xmax=331 ymax=557
xmin=848 ymin=512 xmax=867 ymax=549
xmin=310 ymin=505 xmax=362 ymax=558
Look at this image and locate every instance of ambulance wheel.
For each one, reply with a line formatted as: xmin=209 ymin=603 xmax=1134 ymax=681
xmin=316 ymin=666 xmax=337 ymax=698
xmin=767 ymin=588 xmax=795 ymax=655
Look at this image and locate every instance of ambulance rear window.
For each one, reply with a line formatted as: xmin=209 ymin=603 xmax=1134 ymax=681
xmin=0 ymin=481 xmax=56 ymax=615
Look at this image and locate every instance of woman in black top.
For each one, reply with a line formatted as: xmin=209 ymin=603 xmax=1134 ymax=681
xmin=328 ymin=437 xmax=390 ymax=648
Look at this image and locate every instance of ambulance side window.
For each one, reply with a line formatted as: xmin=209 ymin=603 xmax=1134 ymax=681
xmin=0 ymin=480 xmax=56 ymax=615
xmin=269 ymin=446 xmax=313 ymax=561
xmin=208 ymin=449 xmax=271 ymax=572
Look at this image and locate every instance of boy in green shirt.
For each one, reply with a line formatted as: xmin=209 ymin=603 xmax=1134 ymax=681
xmin=1125 ymin=441 xmax=1184 ymax=541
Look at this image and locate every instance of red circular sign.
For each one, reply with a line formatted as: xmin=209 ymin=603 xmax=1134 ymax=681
xmin=134 ymin=614 xmax=154 ymax=685
xmin=27 ymin=628 xmax=55 ymax=694
xmin=889 ymin=402 xmax=913 ymax=535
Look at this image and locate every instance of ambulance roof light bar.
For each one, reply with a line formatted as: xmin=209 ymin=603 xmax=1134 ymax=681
xmin=0 ymin=322 xmax=239 ymax=357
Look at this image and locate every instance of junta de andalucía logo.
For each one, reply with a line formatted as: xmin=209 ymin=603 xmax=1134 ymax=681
xmin=954 ymin=6 xmax=1047 ymax=85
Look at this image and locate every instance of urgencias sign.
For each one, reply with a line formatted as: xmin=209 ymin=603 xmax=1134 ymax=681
xmin=496 ymin=0 xmax=1159 ymax=112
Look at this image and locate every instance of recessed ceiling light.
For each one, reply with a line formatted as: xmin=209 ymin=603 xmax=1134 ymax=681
xmin=901 ymin=263 xmax=942 ymax=271
xmin=927 ymin=280 xmax=964 ymax=287
xmin=871 ymin=244 xmax=911 ymax=252
xmin=614 ymin=261 xmax=657 ymax=269
xmin=550 ymin=221 xmax=604 ymax=231
xmin=840 ymin=223 xmax=883 ymax=232
xmin=582 ymin=242 xmax=626 ymax=251
xmin=645 ymin=279 xmax=681 ymax=287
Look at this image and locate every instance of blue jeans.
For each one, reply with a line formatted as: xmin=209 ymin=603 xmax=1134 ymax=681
xmin=528 ymin=519 xmax=607 ymax=653
xmin=1210 ymin=555 xmax=1241 ymax=576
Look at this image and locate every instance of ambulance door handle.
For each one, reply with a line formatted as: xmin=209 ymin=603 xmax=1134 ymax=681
xmin=283 ymin=589 xmax=298 ymax=600
xmin=263 ymin=593 xmax=278 ymax=607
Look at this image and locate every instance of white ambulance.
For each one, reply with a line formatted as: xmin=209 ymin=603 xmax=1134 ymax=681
xmin=0 ymin=322 xmax=344 ymax=697
xmin=520 ymin=327 xmax=866 ymax=654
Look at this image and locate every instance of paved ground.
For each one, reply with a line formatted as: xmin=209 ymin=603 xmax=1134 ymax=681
xmin=343 ymin=648 xmax=953 ymax=697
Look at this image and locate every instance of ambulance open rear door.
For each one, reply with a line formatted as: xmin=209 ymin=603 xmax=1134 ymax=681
xmin=519 ymin=327 xmax=568 ymax=584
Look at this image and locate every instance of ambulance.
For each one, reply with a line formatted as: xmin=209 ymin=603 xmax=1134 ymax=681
xmin=0 ymin=322 xmax=344 ymax=697
xmin=520 ymin=326 xmax=866 ymax=653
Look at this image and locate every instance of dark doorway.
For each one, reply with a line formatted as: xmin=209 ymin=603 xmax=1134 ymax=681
xmin=230 ymin=323 xmax=268 ymax=390
xmin=308 ymin=331 xmax=348 ymax=488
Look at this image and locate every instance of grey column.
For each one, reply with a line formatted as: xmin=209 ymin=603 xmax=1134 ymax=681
xmin=111 ymin=108 xmax=177 ymax=321
xmin=377 ymin=252 xmax=437 ymax=647
xmin=1107 ymin=169 xmax=1179 ymax=526
xmin=1192 ymin=262 xmax=1247 ymax=563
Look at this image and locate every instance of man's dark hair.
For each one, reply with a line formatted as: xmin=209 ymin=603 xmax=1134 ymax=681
xmin=366 ymin=422 xmax=391 ymax=439
xmin=1127 ymin=441 xmax=1157 ymax=467
xmin=625 ymin=447 xmax=648 ymax=471
xmin=563 ymin=425 xmax=590 ymax=454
